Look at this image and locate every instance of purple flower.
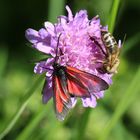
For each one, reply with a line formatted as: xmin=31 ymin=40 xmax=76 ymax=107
xmin=25 ymin=6 xmax=119 ymax=113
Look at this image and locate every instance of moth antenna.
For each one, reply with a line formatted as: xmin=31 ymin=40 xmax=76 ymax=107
xmin=54 ymin=33 xmax=62 ymax=63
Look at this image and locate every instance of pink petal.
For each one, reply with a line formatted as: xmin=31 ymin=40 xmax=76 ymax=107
xmin=38 ymin=28 xmax=49 ymax=39
xmin=25 ymin=28 xmax=40 ymax=43
xmin=82 ymin=95 xmax=97 ymax=108
xmin=42 ymin=77 xmax=53 ymax=104
xmin=66 ymin=5 xmax=73 ymax=21
xmin=44 ymin=22 xmax=55 ymax=36
xmin=34 ymin=42 xmax=52 ymax=54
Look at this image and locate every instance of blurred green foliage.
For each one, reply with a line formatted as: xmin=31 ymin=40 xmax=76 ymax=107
xmin=0 ymin=0 xmax=140 ymax=140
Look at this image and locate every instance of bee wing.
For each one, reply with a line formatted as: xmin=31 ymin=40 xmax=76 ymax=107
xmin=66 ymin=66 xmax=109 ymax=95
xmin=52 ymin=76 xmax=72 ymax=121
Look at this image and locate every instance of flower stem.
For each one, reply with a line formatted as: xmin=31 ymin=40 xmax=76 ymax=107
xmin=77 ymin=108 xmax=91 ymax=140
xmin=16 ymin=105 xmax=48 ymax=140
xmin=48 ymin=0 xmax=65 ymax=22
xmin=98 ymin=67 xmax=140 ymax=140
xmin=0 ymin=76 xmax=44 ymax=140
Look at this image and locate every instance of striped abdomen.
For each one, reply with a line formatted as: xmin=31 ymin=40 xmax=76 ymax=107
xmin=101 ymin=31 xmax=118 ymax=54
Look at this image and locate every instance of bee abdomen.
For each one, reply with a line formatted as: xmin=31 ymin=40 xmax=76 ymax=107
xmin=101 ymin=31 xmax=117 ymax=54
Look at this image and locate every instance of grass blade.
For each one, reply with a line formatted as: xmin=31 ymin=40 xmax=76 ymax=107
xmin=0 ymin=76 xmax=44 ymax=140
xmin=76 ymin=108 xmax=91 ymax=140
xmin=16 ymin=106 xmax=48 ymax=140
xmin=48 ymin=0 xmax=65 ymax=22
xmin=107 ymin=0 xmax=121 ymax=33
xmin=98 ymin=67 xmax=140 ymax=140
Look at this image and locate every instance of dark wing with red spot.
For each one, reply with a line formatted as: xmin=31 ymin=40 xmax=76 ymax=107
xmin=66 ymin=66 xmax=109 ymax=96
xmin=52 ymin=75 xmax=72 ymax=121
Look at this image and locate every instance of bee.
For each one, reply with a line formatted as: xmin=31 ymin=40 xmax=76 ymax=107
xmin=101 ymin=31 xmax=120 ymax=74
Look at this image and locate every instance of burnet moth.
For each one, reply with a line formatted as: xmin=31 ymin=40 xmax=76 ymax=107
xmin=42 ymin=34 xmax=109 ymax=121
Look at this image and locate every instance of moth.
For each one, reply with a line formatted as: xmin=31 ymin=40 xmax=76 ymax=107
xmin=42 ymin=34 xmax=109 ymax=121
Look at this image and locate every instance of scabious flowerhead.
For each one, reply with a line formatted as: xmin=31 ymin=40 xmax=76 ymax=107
xmin=25 ymin=6 xmax=116 ymax=110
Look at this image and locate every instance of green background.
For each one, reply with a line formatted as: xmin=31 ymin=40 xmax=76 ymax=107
xmin=0 ymin=0 xmax=140 ymax=140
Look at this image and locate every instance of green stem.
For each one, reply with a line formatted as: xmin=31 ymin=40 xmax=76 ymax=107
xmin=0 ymin=76 xmax=44 ymax=140
xmin=98 ymin=67 xmax=140 ymax=140
xmin=48 ymin=0 xmax=65 ymax=22
xmin=108 ymin=0 xmax=121 ymax=33
xmin=77 ymin=108 xmax=91 ymax=140
xmin=16 ymin=106 xmax=48 ymax=140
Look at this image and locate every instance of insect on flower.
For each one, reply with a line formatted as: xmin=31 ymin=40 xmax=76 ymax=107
xmin=25 ymin=6 xmax=114 ymax=121
xmin=42 ymin=34 xmax=109 ymax=121
xmin=101 ymin=31 xmax=121 ymax=74
xmin=92 ymin=29 xmax=121 ymax=74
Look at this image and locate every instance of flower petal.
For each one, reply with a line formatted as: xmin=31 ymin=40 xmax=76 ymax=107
xmin=34 ymin=62 xmax=47 ymax=74
xmin=25 ymin=28 xmax=40 ymax=43
xmin=34 ymin=58 xmax=54 ymax=74
xmin=118 ymin=40 xmax=122 ymax=48
xmin=38 ymin=28 xmax=49 ymax=39
xmin=88 ymin=15 xmax=101 ymax=38
xmin=66 ymin=5 xmax=73 ymax=21
xmin=44 ymin=22 xmax=55 ymax=36
xmin=34 ymin=42 xmax=52 ymax=54
xmin=71 ymin=97 xmax=77 ymax=108
xmin=82 ymin=95 xmax=97 ymax=108
xmin=42 ymin=77 xmax=53 ymax=104
xmin=58 ymin=16 xmax=68 ymax=25
xmin=94 ymin=91 xmax=104 ymax=99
